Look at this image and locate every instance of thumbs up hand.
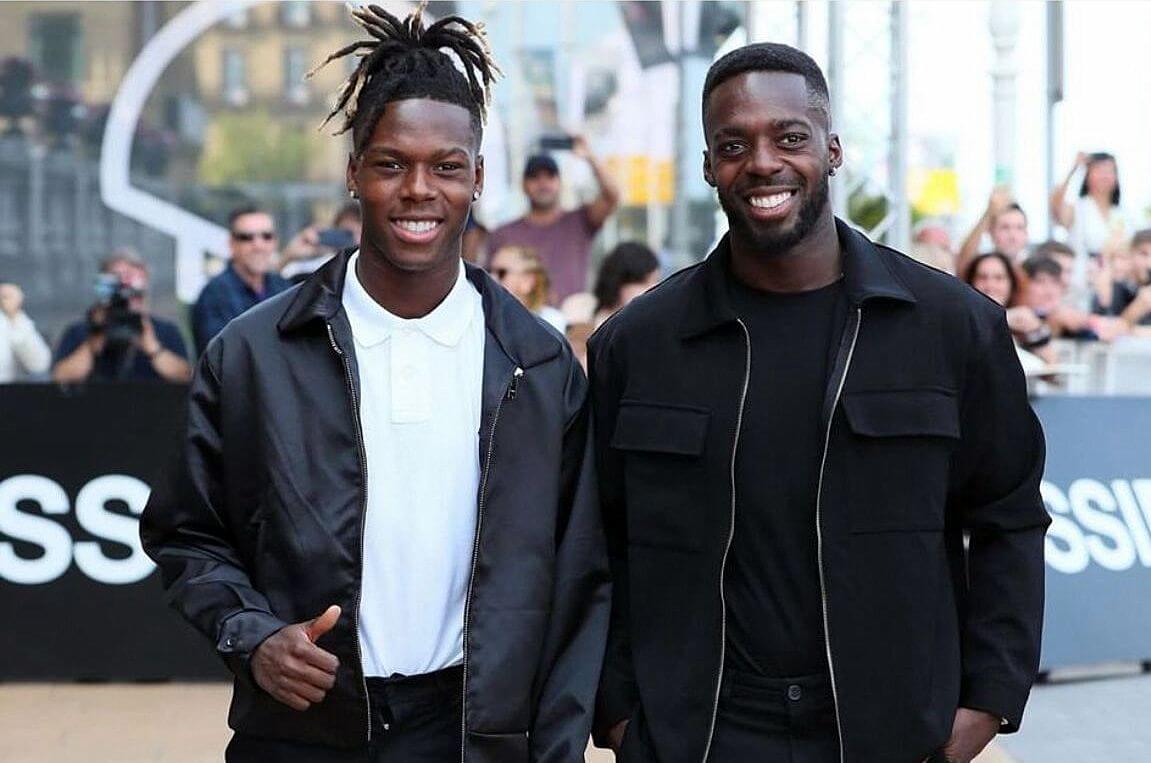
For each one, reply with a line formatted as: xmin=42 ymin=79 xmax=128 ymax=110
xmin=305 ymin=605 xmax=341 ymax=643
xmin=252 ymin=605 xmax=342 ymax=711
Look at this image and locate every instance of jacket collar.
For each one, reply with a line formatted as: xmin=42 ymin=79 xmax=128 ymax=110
xmin=679 ymin=216 xmax=917 ymax=338
xmin=276 ymin=248 xmax=561 ymax=368
xmin=342 ymin=254 xmax=478 ymax=349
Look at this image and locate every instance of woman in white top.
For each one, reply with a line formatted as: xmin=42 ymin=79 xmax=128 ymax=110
xmin=1050 ymin=152 xmax=1135 ymax=301
xmin=0 ymin=282 xmax=51 ymax=383
xmin=488 ymin=245 xmax=567 ymax=334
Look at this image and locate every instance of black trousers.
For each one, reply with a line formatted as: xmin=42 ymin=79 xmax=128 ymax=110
xmin=226 ymin=665 xmax=463 ymax=763
xmin=707 ymin=668 xmax=840 ymax=763
xmin=620 ymin=669 xmax=839 ymax=763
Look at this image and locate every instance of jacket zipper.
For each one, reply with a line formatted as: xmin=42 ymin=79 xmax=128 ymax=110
xmin=815 ymin=307 xmax=862 ymax=763
xmin=326 ymin=322 xmax=373 ymax=743
xmin=700 ymin=319 xmax=752 ymax=763
xmin=460 ymin=365 xmax=524 ymax=763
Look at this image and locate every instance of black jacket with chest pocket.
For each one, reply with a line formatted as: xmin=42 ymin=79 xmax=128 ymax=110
xmin=589 ymin=219 xmax=1049 ymax=763
xmin=140 ymin=251 xmax=610 ymax=762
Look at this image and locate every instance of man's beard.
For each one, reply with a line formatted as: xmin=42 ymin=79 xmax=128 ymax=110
xmin=529 ymin=194 xmax=559 ymax=213
xmin=718 ymin=172 xmax=830 ymax=254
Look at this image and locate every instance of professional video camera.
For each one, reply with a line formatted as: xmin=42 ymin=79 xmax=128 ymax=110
xmin=89 ymin=274 xmax=143 ymax=348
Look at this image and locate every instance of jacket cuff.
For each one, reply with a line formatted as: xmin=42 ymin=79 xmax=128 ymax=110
xmin=216 ymin=609 xmax=289 ymax=684
xmin=592 ymin=681 xmax=637 ymax=748
xmin=960 ymin=676 xmax=1031 ymax=733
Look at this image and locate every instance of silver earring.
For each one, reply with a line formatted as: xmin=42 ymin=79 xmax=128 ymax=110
xmin=472 ymin=190 xmax=481 ymax=201
xmin=829 ymin=167 xmax=837 ymax=176
xmin=348 ymin=189 xmax=358 ymax=199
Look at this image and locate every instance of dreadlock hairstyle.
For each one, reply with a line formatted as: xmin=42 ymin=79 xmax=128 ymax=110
xmin=310 ymin=2 xmax=500 ymax=154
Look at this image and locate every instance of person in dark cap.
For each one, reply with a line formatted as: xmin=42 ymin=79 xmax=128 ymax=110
xmin=489 ymin=139 xmax=620 ymax=304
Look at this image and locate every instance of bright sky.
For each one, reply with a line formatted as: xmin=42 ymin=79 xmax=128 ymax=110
xmin=461 ymin=0 xmax=1151 ymax=242
xmin=907 ymin=0 xmax=1151 ymax=239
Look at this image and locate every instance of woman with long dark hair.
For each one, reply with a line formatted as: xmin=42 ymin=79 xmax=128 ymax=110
xmin=1050 ymin=151 xmax=1136 ymax=298
xmin=592 ymin=241 xmax=661 ymax=326
xmin=963 ymin=252 xmax=1054 ymax=370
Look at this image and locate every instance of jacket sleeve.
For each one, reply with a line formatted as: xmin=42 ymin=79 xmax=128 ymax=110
xmin=139 ymin=343 xmax=288 ymax=684
xmin=530 ymin=350 xmax=612 ymax=763
xmin=586 ymin=329 xmax=639 ymax=747
xmin=949 ymin=303 xmax=1050 ymax=732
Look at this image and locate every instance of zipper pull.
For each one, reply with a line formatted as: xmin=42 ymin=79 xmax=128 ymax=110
xmin=507 ymin=367 xmax=524 ymax=400
xmin=326 ymin=323 xmax=344 ymax=356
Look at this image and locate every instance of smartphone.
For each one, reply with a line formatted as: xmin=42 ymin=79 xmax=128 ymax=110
xmin=539 ymin=134 xmax=575 ymax=151
xmin=317 ymin=228 xmax=356 ymax=250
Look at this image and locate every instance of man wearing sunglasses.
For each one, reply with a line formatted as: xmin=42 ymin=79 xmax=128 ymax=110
xmin=192 ymin=205 xmax=292 ymax=356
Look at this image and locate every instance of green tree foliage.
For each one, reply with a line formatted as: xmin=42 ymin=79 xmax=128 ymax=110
xmin=198 ymin=110 xmax=317 ymax=184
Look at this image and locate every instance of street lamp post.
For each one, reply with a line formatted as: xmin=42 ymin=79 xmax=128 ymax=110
xmin=990 ymin=0 xmax=1021 ymax=188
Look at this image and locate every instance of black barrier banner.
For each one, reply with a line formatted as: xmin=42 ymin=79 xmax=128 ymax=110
xmin=0 ymin=383 xmax=225 ymax=680
xmin=1034 ymin=396 xmax=1151 ymax=669
xmin=1 ymin=386 xmax=1147 ymax=679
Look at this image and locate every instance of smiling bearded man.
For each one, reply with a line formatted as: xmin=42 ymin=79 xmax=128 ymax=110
xmin=141 ymin=5 xmax=608 ymax=762
xmin=589 ymin=43 xmax=1048 ymax=763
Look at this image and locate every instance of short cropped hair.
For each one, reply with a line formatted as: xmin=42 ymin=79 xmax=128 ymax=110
xmin=227 ymin=204 xmax=271 ymax=232
xmin=702 ymin=42 xmax=831 ymax=124
xmin=1033 ymin=240 xmax=1074 ymax=260
xmin=1022 ymin=255 xmax=1063 ymax=280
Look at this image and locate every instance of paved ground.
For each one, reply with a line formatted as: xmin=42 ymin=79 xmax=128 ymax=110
xmin=997 ymin=669 xmax=1151 ymax=762
xmin=0 ymin=682 xmax=1020 ymax=762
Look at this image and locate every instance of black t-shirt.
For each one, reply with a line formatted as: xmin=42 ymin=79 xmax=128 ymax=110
xmin=724 ymin=272 xmax=846 ymax=678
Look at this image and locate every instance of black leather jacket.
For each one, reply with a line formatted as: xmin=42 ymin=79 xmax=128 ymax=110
xmin=590 ymin=220 xmax=1049 ymax=762
xmin=141 ymin=252 xmax=609 ymax=762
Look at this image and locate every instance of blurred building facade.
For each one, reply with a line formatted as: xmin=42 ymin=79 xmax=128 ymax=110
xmin=0 ymin=0 xmax=926 ymax=345
xmin=192 ymin=1 xmax=355 ymax=185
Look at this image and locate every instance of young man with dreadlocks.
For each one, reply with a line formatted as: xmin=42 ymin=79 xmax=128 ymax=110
xmin=142 ymin=6 xmax=608 ymax=761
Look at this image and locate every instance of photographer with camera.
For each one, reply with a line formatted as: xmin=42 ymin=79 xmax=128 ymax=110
xmin=52 ymin=249 xmax=190 ymax=384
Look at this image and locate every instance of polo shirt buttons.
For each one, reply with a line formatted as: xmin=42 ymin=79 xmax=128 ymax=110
xmin=787 ymin=684 xmax=803 ymax=702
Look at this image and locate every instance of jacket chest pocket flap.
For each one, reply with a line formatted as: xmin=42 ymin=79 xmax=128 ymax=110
xmin=842 ymin=387 xmax=959 ymax=440
xmin=611 ymin=401 xmax=710 ymax=549
xmin=610 ymin=400 xmax=710 ymax=457
xmin=841 ymin=387 xmax=959 ymax=533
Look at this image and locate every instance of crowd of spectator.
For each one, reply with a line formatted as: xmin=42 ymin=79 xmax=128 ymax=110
xmin=4 ymin=145 xmax=1151 ymax=390
xmin=910 ymin=150 xmax=1151 ymax=388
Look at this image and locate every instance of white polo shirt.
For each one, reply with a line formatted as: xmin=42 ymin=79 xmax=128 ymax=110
xmin=341 ymin=253 xmax=484 ymax=677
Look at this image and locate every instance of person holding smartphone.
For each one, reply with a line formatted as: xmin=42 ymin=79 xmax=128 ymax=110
xmin=488 ymin=136 xmax=621 ymax=305
xmin=279 ymin=201 xmax=364 ymax=283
